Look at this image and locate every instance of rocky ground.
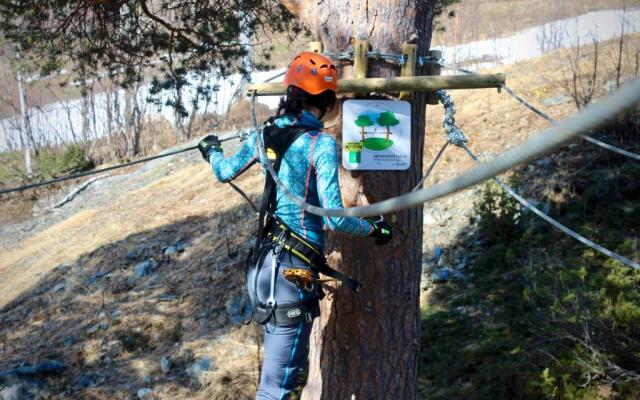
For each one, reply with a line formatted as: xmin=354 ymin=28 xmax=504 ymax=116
xmin=1 ymin=34 xmax=638 ymax=399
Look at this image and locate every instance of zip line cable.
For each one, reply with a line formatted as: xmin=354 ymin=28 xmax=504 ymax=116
xmin=0 ymin=130 xmax=250 ymax=196
xmin=250 ymin=78 xmax=640 ymax=218
xmin=411 ymin=141 xmax=450 ymax=191
xmin=433 ymin=89 xmax=640 ymax=271
xmin=0 ymin=70 xmax=290 ymax=197
xmin=460 ymin=143 xmax=640 ymax=270
xmin=437 ymin=61 xmax=640 ymax=161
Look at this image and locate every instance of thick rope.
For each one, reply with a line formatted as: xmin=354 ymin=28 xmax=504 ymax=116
xmin=250 ymin=78 xmax=640 ymax=218
xmin=435 ymin=88 xmax=640 ymax=271
xmin=438 ymin=62 xmax=640 ymax=162
xmin=460 ymin=143 xmax=640 ymax=270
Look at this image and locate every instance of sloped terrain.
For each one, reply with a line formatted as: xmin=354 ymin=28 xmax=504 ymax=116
xmin=1 ymin=34 xmax=639 ymax=399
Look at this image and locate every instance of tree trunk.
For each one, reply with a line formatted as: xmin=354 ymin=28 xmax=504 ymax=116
xmin=16 ymin=49 xmax=33 ymax=177
xmin=279 ymin=1 xmax=435 ymax=398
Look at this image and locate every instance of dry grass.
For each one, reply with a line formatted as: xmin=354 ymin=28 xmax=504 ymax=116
xmin=1 ymin=33 xmax=639 ymax=398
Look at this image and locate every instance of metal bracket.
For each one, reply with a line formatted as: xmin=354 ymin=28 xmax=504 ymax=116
xmin=426 ymin=50 xmax=443 ymax=105
xmin=353 ymin=39 xmax=369 ymax=79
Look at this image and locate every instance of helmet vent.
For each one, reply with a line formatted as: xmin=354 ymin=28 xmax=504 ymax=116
xmin=320 ymin=64 xmax=328 ymax=69
xmin=309 ymin=59 xmax=316 ymax=65
xmin=329 ymin=65 xmax=336 ymax=70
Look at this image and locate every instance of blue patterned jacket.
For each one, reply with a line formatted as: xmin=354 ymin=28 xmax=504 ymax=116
xmin=208 ymin=111 xmax=372 ymax=250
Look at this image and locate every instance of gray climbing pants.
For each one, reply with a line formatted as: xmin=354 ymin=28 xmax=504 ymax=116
xmin=248 ymin=250 xmax=319 ymax=400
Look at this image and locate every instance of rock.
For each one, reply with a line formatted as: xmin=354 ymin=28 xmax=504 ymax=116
xmin=51 ymin=283 xmax=66 ymax=293
xmin=64 ymin=335 xmax=75 ymax=348
xmin=423 ymin=213 xmax=437 ymax=225
xmin=127 ymin=244 xmax=149 ymax=262
xmin=160 ymin=356 xmax=171 ymax=374
xmin=137 ymin=388 xmax=153 ymax=399
xmin=98 ymin=311 xmax=106 ymax=320
xmin=86 ymin=324 xmax=100 ymax=335
xmin=133 ymin=259 xmax=156 ymax=279
xmin=227 ymin=297 xmax=251 ymax=325
xmin=186 ymin=357 xmax=212 ymax=384
xmin=431 ymin=269 xmax=452 ymax=283
xmin=0 ymin=383 xmax=27 ymax=400
xmin=430 ymin=247 xmax=443 ymax=263
xmin=163 ymin=246 xmax=177 ymax=255
xmin=436 ymin=256 xmax=448 ymax=268
xmin=85 ymin=271 xmax=109 ymax=286
xmin=143 ymin=375 xmax=151 ymax=384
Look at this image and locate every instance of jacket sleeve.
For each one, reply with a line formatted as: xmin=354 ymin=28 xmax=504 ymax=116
xmin=313 ymin=133 xmax=373 ymax=236
xmin=208 ymin=131 xmax=259 ymax=183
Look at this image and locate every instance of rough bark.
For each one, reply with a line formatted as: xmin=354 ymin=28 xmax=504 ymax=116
xmin=278 ymin=1 xmax=436 ymax=399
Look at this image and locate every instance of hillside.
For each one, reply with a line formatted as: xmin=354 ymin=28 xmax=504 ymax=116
xmin=0 ymin=34 xmax=639 ymax=400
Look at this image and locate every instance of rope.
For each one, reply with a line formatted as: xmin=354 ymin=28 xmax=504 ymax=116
xmin=438 ymin=61 xmax=640 ymax=161
xmin=411 ymin=142 xmax=449 ymax=191
xmin=460 ymin=143 xmax=640 ymax=271
xmin=248 ymin=78 xmax=640 ymax=218
xmin=0 ymin=130 xmax=251 ymax=195
xmin=434 ymin=88 xmax=640 ymax=271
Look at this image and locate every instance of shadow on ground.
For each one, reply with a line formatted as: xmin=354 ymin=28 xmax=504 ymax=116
xmin=0 ymin=198 xmax=261 ymax=399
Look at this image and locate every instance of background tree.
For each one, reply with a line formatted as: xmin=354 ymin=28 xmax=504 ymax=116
xmin=377 ymin=111 xmax=400 ymax=142
xmin=0 ymin=0 xmax=302 ymax=120
xmin=354 ymin=114 xmax=373 ymax=142
xmin=279 ymin=1 xmax=436 ymax=398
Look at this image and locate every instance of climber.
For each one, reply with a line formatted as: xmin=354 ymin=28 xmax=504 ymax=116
xmin=198 ymin=51 xmax=392 ymax=400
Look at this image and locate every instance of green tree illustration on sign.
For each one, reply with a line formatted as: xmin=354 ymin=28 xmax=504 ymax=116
xmin=354 ymin=114 xmax=374 ymax=142
xmin=377 ymin=111 xmax=400 ymax=142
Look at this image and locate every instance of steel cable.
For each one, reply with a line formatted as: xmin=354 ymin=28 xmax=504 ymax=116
xmin=460 ymin=143 xmax=640 ymax=270
xmin=0 ymin=129 xmax=252 ymax=195
xmin=438 ymin=61 xmax=640 ymax=161
xmin=250 ymin=78 xmax=640 ymax=218
xmin=437 ymin=87 xmax=640 ymax=270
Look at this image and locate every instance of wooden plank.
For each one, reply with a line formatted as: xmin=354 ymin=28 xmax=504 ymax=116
xmin=247 ymin=74 xmax=506 ymax=96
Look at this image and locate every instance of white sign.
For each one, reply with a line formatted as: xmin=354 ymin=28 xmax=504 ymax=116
xmin=342 ymin=100 xmax=411 ymax=170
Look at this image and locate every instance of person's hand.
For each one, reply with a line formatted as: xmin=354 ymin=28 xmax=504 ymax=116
xmin=368 ymin=217 xmax=393 ymax=245
xmin=197 ymin=135 xmax=222 ymax=161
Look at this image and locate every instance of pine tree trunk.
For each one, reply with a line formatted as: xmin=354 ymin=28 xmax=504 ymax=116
xmin=279 ymin=1 xmax=436 ymax=398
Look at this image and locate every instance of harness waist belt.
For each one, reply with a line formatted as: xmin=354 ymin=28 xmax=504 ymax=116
xmin=253 ymin=297 xmax=320 ymax=327
xmin=265 ymin=221 xmax=361 ymax=293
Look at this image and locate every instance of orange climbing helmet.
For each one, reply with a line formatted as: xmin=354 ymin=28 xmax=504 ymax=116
xmin=284 ymin=52 xmax=338 ymax=95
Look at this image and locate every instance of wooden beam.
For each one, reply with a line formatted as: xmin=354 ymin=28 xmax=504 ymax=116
xmin=246 ymin=74 xmax=506 ymax=96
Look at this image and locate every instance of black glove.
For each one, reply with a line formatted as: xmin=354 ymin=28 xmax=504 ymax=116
xmin=198 ymin=135 xmax=222 ymax=161
xmin=368 ymin=218 xmax=393 ymax=245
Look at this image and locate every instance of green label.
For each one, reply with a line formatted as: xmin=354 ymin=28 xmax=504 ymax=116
xmin=345 ymin=142 xmax=363 ymax=151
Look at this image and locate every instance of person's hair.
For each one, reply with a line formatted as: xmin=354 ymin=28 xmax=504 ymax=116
xmin=277 ymin=86 xmax=336 ymax=119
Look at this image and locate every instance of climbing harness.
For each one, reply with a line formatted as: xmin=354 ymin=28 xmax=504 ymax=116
xmin=247 ymin=119 xmax=361 ymax=327
xmin=282 ymin=268 xmax=335 ymax=290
